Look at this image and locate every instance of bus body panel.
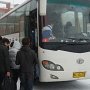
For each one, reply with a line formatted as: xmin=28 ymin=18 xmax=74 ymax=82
xmin=38 ymin=47 xmax=90 ymax=82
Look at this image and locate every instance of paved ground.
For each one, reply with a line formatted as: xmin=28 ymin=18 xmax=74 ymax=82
xmin=17 ymin=79 xmax=90 ymax=90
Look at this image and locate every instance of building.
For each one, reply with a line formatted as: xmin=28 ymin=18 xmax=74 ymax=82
xmin=0 ymin=1 xmax=10 ymax=17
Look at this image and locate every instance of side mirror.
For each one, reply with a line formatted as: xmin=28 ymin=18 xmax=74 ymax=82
xmin=39 ymin=0 xmax=47 ymax=16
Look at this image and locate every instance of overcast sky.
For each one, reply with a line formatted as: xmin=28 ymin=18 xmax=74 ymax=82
xmin=0 ymin=0 xmax=27 ymax=7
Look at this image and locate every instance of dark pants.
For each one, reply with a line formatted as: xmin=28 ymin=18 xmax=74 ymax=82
xmin=11 ymin=69 xmax=20 ymax=90
xmin=0 ymin=73 xmax=5 ymax=90
xmin=20 ymin=73 xmax=33 ymax=90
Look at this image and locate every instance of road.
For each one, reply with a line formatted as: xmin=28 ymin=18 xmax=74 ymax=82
xmin=17 ymin=79 xmax=90 ymax=90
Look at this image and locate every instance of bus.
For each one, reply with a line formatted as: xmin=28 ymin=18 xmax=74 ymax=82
xmin=0 ymin=0 xmax=90 ymax=82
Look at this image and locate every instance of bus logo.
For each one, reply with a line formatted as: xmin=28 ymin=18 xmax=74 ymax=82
xmin=77 ymin=58 xmax=84 ymax=64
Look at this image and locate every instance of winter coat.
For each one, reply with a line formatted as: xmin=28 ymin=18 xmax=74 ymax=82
xmin=42 ymin=25 xmax=53 ymax=38
xmin=0 ymin=44 xmax=10 ymax=73
xmin=9 ymin=41 xmax=21 ymax=69
xmin=16 ymin=46 xmax=38 ymax=77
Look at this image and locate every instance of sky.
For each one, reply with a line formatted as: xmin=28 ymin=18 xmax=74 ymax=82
xmin=0 ymin=0 xmax=27 ymax=8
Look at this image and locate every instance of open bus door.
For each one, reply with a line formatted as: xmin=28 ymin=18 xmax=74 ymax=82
xmin=24 ymin=9 xmax=37 ymax=52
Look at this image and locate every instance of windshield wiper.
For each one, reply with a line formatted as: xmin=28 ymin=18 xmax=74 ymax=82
xmin=68 ymin=37 xmax=90 ymax=42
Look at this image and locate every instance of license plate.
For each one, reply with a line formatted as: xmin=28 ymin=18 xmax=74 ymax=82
xmin=73 ymin=72 xmax=86 ymax=78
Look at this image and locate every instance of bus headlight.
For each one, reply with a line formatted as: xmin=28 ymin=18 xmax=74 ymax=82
xmin=42 ymin=60 xmax=64 ymax=71
xmin=56 ymin=65 xmax=61 ymax=70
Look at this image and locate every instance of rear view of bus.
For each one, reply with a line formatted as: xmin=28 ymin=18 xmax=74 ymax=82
xmin=39 ymin=0 xmax=90 ymax=82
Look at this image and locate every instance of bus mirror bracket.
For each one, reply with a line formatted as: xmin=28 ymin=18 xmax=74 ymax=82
xmin=39 ymin=0 xmax=47 ymax=16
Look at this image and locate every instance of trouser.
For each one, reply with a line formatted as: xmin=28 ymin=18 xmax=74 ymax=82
xmin=0 ymin=73 xmax=5 ymax=90
xmin=34 ymin=64 xmax=39 ymax=81
xmin=20 ymin=73 xmax=33 ymax=90
xmin=11 ymin=69 xmax=20 ymax=90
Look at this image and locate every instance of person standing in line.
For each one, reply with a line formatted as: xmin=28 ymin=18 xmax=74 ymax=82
xmin=16 ymin=37 xmax=38 ymax=90
xmin=0 ymin=38 xmax=11 ymax=90
xmin=0 ymin=36 xmax=2 ymax=44
xmin=2 ymin=38 xmax=10 ymax=50
xmin=9 ymin=41 xmax=21 ymax=90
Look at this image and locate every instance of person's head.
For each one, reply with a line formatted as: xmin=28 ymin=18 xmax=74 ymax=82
xmin=12 ymin=41 xmax=21 ymax=50
xmin=22 ymin=37 xmax=30 ymax=46
xmin=2 ymin=38 xmax=10 ymax=48
xmin=66 ymin=21 xmax=72 ymax=27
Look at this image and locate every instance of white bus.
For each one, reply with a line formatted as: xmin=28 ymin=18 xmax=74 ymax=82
xmin=0 ymin=0 xmax=90 ymax=82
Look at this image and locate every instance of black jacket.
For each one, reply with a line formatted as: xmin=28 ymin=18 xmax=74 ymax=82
xmin=16 ymin=46 xmax=38 ymax=75
xmin=0 ymin=44 xmax=10 ymax=73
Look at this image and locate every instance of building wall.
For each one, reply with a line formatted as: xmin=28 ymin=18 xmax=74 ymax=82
xmin=0 ymin=2 xmax=10 ymax=17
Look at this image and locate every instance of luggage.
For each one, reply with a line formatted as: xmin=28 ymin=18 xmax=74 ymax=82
xmin=2 ymin=76 xmax=15 ymax=90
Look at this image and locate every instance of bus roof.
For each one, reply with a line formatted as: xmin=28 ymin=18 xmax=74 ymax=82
xmin=0 ymin=0 xmax=31 ymax=20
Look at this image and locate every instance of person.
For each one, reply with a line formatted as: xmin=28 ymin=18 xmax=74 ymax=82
xmin=0 ymin=38 xmax=10 ymax=90
xmin=64 ymin=21 xmax=75 ymax=38
xmin=0 ymin=36 xmax=2 ymax=44
xmin=9 ymin=41 xmax=21 ymax=90
xmin=16 ymin=37 xmax=38 ymax=90
xmin=42 ymin=24 xmax=56 ymax=41
xmin=2 ymin=38 xmax=10 ymax=50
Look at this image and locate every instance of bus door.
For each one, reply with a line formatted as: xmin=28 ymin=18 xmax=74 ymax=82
xmin=25 ymin=9 xmax=37 ymax=51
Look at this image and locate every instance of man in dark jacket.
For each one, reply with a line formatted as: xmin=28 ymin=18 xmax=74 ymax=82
xmin=0 ymin=36 xmax=2 ymax=44
xmin=16 ymin=37 xmax=38 ymax=90
xmin=0 ymin=38 xmax=10 ymax=90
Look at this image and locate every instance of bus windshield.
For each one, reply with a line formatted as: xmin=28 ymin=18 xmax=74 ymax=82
xmin=42 ymin=3 xmax=90 ymax=43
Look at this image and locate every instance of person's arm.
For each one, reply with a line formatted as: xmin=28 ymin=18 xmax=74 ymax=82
xmin=3 ymin=47 xmax=10 ymax=76
xmin=16 ymin=51 xmax=21 ymax=65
